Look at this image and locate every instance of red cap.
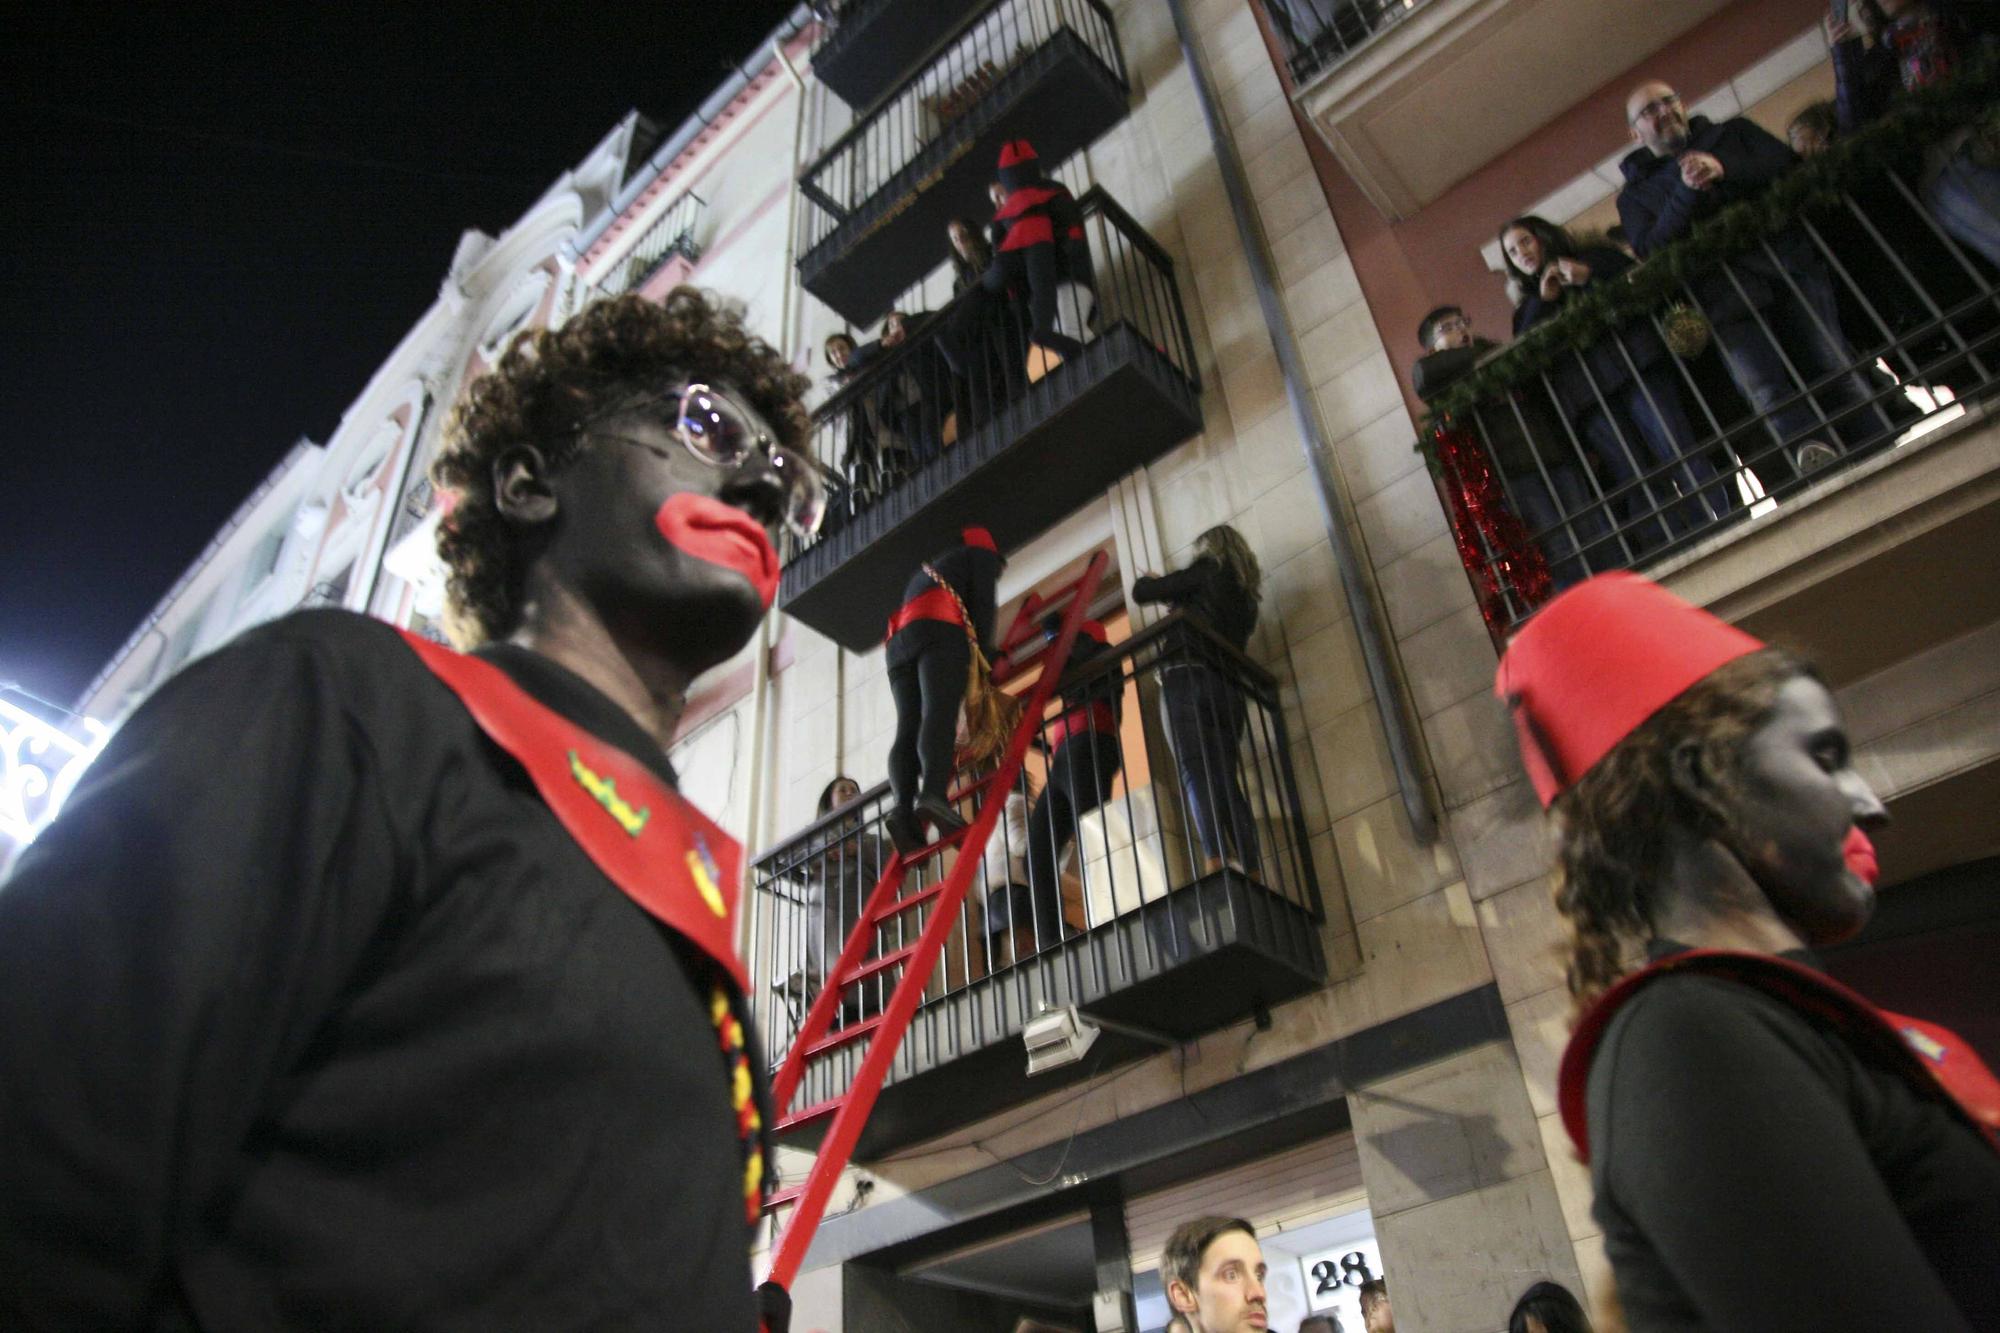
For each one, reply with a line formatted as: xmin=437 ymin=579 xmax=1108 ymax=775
xmin=1495 ymin=572 xmax=1764 ymax=806
xmin=961 ymin=525 xmax=997 ymax=552
xmin=997 ymin=140 xmax=1038 ymax=169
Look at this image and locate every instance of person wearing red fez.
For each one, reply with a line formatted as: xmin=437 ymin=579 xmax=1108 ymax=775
xmin=883 ymin=526 xmax=1005 ymax=855
xmin=1496 ymin=572 xmax=2000 ymax=1330
xmin=986 ymin=139 xmax=1093 ymax=358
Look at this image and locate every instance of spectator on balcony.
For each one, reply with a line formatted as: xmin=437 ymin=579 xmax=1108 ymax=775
xmin=949 ymin=218 xmax=995 ymax=296
xmin=1507 ymin=1280 xmax=1593 ymax=1333
xmin=870 ymin=309 xmax=956 ymax=465
xmin=1830 ymin=0 xmax=2000 ymax=266
xmin=1412 ymin=304 xmax=1612 ymax=587
xmin=1501 ymin=215 xmax=1735 ymax=544
xmin=0 ymin=290 xmax=815 ymax=1329
xmin=946 ymin=215 xmax=1028 ymax=426
xmin=884 ymin=526 xmax=1004 ymax=856
xmin=803 ymin=776 xmax=888 ymax=989
xmin=977 ymin=781 xmax=1034 ymax=968
xmin=1497 ymin=572 xmax=2000 ymax=1332
xmin=1015 ymin=615 xmax=1122 ymax=950
xmin=1618 ymin=81 xmax=1881 ymax=478
xmin=1134 ymin=525 xmax=1265 ymax=876
xmin=989 ymin=140 xmax=1095 ymax=360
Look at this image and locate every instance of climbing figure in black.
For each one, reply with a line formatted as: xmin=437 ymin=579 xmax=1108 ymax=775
xmin=988 ymin=139 xmax=1093 ymax=360
xmin=883 ymin=526 xmax=1004 ymax=857
xmin=1017 ymin=614 xmax=1123 ymax=952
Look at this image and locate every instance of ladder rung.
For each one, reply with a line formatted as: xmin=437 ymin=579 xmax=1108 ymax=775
xmin=840 ymin=943 xmax=918 ymax=987
xmin=764 ymin=1182 xmax=806 ymax=1212
xmin=803 ymin=1014 xmax=883 ymax=1059
xmin=945 ymin=771 xmax=997 ymax=803
xmin=776 ymin=1095 xmax=844 ymax=1136
xmin=873 ymin=881 xmax=944 ymax=922
xmin=904 ymin=826 xmax=969 ymax=868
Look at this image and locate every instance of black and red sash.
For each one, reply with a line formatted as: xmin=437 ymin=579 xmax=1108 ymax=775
xmin=995 ymin=184 xmax=1084 ymax=253
xmin=1559 ymin=948 xmax=2000 ymax=1163
xmin=885 ymin=585 xmax=962 ymax=641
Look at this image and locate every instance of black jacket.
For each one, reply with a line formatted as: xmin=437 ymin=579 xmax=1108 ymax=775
xmin=1132 ymin=557 xmax=1258 ymax=651
xmin=886 ymin=539 xmax=1002 ymax=668
xmin=1617 ymin=115 xmax=1820 ymax=321
xmin=1513 ymin=245 xmax=1671 ymax=417
xmin=1411 ymin=337 xmax=1565 ymax=478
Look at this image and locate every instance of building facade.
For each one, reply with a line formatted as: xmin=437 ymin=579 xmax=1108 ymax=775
xmin=32 ymin=1 xmax=2000 ymax=1329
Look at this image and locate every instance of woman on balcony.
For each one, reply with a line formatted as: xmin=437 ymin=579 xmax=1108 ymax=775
xmin=803 ymin=776 xmax=888 ymax=1003
xmin=1500 ymin=216 xmax=1737 ymax=551
xmin=1500 ymin=572 xmax=2000 ymax=1331
xmin=1133 ymin=525 xmax=1264 ymax=879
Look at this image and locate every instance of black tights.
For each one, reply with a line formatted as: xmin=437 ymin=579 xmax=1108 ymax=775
xmin=887 ymin=638 xmax=969 ymax=810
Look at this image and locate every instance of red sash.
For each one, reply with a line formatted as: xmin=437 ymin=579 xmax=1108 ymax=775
xmin=398 ymin=631 xmax=747 ymax=993
xmin=885 ymin=585 xmax=962 ymax=640
xmin=1559 ymin=949 xmax=2000 ymax=1163
xmin=1047 ymin=700 xmax=1116 ymax=750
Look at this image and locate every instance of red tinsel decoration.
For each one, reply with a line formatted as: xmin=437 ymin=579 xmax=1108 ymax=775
xmin=1431 ymin=420 xmax=1553 ymax=639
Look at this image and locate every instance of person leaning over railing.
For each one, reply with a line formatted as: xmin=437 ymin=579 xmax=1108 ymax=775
xmin=1411 ymin=305 xmax=1609 ymax=587
xmin=1501 ymin=215 xmax=1737 ymax=548
xmin=1619 ymin=80 xmax=1882 ymax=479
xmin=1830 ymin=0 xmax=2000 ymax=266
xmin=1133 ymin=525 xmax=1265 ymax=877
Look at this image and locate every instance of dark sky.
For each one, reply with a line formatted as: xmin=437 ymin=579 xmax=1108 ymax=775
xmin=2 ymin=1 xmax=798 ymax=707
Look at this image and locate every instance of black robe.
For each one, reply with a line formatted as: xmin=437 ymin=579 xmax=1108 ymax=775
xmin=0 ymin=610 xmax=765 ymax=1331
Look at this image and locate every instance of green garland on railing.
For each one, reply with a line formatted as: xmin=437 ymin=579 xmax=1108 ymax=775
xmin=1418 ymin=55 xmax=2000 ymax=437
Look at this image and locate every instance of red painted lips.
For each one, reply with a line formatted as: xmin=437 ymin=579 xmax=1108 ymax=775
xmin=1843 ymin=826 xmax=1879 ymax=887
xmin=654 ymin=493 xmax=779 ymax=609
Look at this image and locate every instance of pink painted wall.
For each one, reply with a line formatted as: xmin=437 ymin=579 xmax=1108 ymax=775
xmin=1257 ymin=0 xmax=1828 ymax=419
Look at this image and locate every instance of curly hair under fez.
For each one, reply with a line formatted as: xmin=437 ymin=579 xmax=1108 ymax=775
xmin=430 ymin=289 xmax=811 ymax=647
xmin=1550 ymin=647 xmax=1809 ymax=1020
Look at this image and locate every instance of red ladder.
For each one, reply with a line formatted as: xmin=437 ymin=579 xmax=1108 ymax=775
xmin=760 ymin=549 xmax=1109 ymax=1301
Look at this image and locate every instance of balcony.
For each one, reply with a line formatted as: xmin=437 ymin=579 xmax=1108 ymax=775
xmin=781 ymin=189 xmax=1201 ymax=653
xmin=1262 ymin=0 xmax=1428 ymax=88
xmin=1286 ymin=0 xmax=1730 ymax=219
xmin=796 ymin=0 xmax=1129 ymax=327
xmin=591 ymin=191 xmax=706 ymax=301
xmin=746 ymin=613 xmax=1328 ymax=1158
xmin=811 ymin=0 xmax=991 ymax=111
xmin=1427 ymin=113 xmax=2000 ymax=644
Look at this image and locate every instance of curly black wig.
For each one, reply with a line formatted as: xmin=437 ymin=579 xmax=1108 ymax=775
xmin=430 ymin=289 xmax=811 ymax=647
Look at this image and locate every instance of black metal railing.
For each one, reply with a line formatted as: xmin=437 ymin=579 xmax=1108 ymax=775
xmin=798 ymin=0 xmax=1124 ymax=247
xmin=1261 ymin=0 xmax=1424 ymax=88
xmin=595 ymin=192 xmax=707 ymax=299
xmin=746 ymin=612 xmax=1323 ymax=1106
xmin=797 ymin=187 xmax=1197 ymax=553
xmin=1435 ymin=163 xmax=2000 ymax=632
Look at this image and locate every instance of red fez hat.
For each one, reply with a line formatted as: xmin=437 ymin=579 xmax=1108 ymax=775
xmin=961 ymin=525 xmax=997 ymax=552
xmin=997 ymin=140 xmax=1038 ymax=169
xmin=1494 ymin=572 xmax=1764 ymax=806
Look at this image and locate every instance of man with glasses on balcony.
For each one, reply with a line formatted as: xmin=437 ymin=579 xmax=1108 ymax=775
xmin=0 ymin=290 xmax=818 ymax=1332
xmin=1618 ymin=81 xmax=1882 ymax=480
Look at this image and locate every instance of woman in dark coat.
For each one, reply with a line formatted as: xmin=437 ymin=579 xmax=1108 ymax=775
xmin=1500 ymin=215 xmax=1735 ymax=547
xmin=1498 ymin=572 xmax=2000 ymax=1331
xmin=1133 ymin=524 xmax=1264 ymax=877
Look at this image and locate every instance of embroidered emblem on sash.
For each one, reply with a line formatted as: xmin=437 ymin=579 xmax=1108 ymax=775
xmin=1904 ymin=1027 xmax=1947 ymax=1063
xmin=688 ymin=832 xmax=727 ymax=918
xmin=567 ymin=749 xmax=651 ymax=837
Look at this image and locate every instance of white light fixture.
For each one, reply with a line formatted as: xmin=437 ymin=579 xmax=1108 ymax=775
xmin=1024 ymin=1005 xmax=1100 ymax=1076
xmin=1023 ymin=1004 xmax=1176 ymax=1076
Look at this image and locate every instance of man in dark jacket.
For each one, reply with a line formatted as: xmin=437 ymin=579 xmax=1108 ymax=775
xmin=1412 ymin=305 xmax=1611 ymax=586
xmin=1617 ymin=81 xmax=1882 ymax=478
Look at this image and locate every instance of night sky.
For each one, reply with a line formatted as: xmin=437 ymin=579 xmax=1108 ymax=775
xmin=2 ymin=1 xmax=798 ymax=707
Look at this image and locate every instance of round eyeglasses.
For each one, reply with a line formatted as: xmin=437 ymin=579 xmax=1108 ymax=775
xmin=579 ymin=382 xmax=827 ymax=539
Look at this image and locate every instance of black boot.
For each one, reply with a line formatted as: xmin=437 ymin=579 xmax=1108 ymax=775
xmin=915 ymin=792 xmax=967 ymax=838
xmin=887 ymin=807 xmax=927 ymax=858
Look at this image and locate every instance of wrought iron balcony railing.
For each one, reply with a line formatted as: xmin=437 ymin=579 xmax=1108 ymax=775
xmin=1427 ymin=145 xmax=2000 ymax=638
xmin=593 ymin=191 xmax=706 ymax=300
xmin=1261 ymin=0 xmax=1426 ymax=88
xmin=782 ymin=187 xmax=1201 ymax=651
xmin=746 ymin=612 xmax=1326 ymax=1156
xmin=796 ymin=0 xmax=1129 ymax=325
xmin=809 ymin=0 xmax=991 ymax=111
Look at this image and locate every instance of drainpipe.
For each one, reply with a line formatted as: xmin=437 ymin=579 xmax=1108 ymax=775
xmin=1166 ymin=0 xmax=1437 ymax=844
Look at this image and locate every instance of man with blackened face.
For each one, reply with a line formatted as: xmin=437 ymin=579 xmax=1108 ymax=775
xmin=0 ymin=291 xmax=812 ymax=1330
